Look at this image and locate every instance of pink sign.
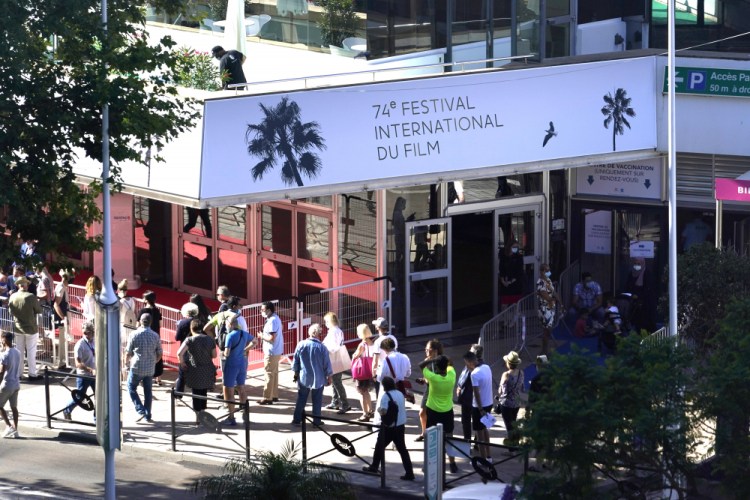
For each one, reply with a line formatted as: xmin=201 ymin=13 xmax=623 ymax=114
xmin=716 ymin=178 xmax=750 ymax=202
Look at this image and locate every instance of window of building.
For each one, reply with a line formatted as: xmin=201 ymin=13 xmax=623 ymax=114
xmin=338 ymin=191 xmax=377 ymax=283
xmin=218 ymin=206 xmax=246 ymax=245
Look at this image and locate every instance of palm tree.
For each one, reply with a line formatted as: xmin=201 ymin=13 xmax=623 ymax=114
xmin=193 ymin=440 xmax=355 ymax=499
xmin=246 ymin=97 xmax=326 ymax=187
xmin=601 ymin=88 xmax=636 ymax=152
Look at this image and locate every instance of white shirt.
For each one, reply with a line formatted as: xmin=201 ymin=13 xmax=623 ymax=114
xmin=322 ymin=325 xmax=344 ymax=352
xmin=372 ymin=333 xmax=398 ymax=354
xmin=82 ymin=294 xmax=96 ymax=321
xmin=471 ymin=364 xmax=493 ymax=409
xmin=376 ymin=351 xmax=411 ymax=382
xmin=374 ymin=389 xmax=407 ymax=427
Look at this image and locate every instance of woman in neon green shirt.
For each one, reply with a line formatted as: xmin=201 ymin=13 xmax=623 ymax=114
xmin=420 ymin=354 xmax=459 ymax=473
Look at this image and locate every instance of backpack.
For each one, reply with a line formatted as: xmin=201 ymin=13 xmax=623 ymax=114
xmin=217 ymin=310 xmax=240 ymax=351
xmin=381 ymin=392 xmax=399 ymax=427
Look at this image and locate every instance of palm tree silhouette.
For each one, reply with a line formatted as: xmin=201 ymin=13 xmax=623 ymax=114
xmin=601 ymin=88 xmax=636 ymax=152
xmin=245 ymin=97 xmax=326 ymax=187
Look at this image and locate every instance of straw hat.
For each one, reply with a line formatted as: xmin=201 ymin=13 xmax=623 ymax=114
xmin=503 ymin=350 xmax=521 ymax=367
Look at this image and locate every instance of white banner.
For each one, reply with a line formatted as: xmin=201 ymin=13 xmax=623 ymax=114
xmin=201 ymin=57 xmax=657 ymax=202
xmin=585 ymin=210 xmax=612 ymax=255
xmin=575 ymin=157 xmax=663 ymax=199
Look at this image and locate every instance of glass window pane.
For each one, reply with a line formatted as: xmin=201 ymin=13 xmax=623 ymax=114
xmin=261 ymin=206 xmax=292 ymax=256
xmin=409 ymin=277 xmax=449 ymax=327
xmin=261 ymin=257 xmax=292 ymax=300
xmin=298 ymin=266 xmax=330 ymax=297
xmin=218 ymin=249 xmax=247 ymax=299
xmin=218 ymin=206 xmax=246 ymax=245
xmin=297 ymin=213 xmax=329 ymax=263
xmin=183 ymin=241 xmax=212 ymax=289
xmin=182 ymin=207 xmax=212 ymax=238
xmin=338 ymin=192 xmax=377 ymax=283
xmin=409 ymin=222 xmax=447 ymax=273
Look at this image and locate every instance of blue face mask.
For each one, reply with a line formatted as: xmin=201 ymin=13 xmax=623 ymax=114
xmin=511 ymin=247 xmax=519 ymax=254
xmin=544 ymin=271 xmax=552 ymax=278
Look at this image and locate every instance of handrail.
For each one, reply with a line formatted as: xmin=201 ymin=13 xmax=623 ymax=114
xmin=222 ymin=54 xmax=535 ymax=92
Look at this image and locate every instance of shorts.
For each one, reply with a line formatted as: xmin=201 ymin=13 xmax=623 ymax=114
xmin=471 ymin=405 xmax=493 ymax=431
xmin=426 ymin=406 xmax=454 ymax=435
xmin=222 ymin=362 xmax=247 ymax=388
xmin=420 ymin=383 xmax=430 ymax=409
xmin=0 ymin=387 xmax=19 ymax=409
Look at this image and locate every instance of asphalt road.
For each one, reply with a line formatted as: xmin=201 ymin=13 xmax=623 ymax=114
xmin=0 ymin=437 xmax=222 ymax=499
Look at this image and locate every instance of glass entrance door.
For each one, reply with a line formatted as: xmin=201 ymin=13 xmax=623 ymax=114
xmin=259 ymin=204 xmax=332 ymax=300
xmin=405 ymin=218 xmax=451 ymax=336
xmin=495 ymin=201 xmax=543 ymax=314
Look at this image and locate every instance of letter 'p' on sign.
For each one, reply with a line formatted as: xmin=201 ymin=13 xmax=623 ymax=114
xmin=688 ymin=71 xmax=706 ymax=90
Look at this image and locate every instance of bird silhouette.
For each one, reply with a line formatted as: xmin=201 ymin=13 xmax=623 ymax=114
xmin=543 ymin=121 xmax=557 ymax=147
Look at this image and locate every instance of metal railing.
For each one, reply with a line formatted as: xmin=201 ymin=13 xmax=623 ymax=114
xmin=558 ymin=260 xmax=580 ymax=315
xmin=43 ymin=367 xmax=96 ymax=428
xmin=479 ymin=303 xmax=519 ymax=368
xmin=302 ymin=276 xmax=392 ymax=347
xmin=300 ymin=412 xmax=386 ymax=487
xmin=170 ymin=389 xmax=251 ymax=461
xmin=640 ymin=326 xmax=672 ymax=347
xmin=443 ymin=435 xmax=528 ymax=487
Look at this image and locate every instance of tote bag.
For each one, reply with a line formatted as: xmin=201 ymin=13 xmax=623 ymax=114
xmin=330 ymin=345 xmax=352 ymax=375
xmin=351 ymin=343 xmax=373 ymax=380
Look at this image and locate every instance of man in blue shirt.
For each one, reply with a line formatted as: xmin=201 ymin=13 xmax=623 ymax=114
xmin=258 ymin=301 xmax=284 ymax=405
xmin=291 ymin=323 xmax=332 ymax=427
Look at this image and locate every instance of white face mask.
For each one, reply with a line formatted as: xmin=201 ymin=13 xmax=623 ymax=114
xmin=633 ymin=265 xmax=642 ymax=271
xmin=511 ymin=247 xmax=519 ymax=254
xmin=261 ymin=311 xmax=268 ymax=319
xmin=118 ymin=291 xmax=125 ymax=298
xmin=544 ymin=271 xmax=552 ymax=278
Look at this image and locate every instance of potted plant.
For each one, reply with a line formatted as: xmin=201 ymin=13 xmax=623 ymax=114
xmin=317 ymin=0 xmax=359 ymax=49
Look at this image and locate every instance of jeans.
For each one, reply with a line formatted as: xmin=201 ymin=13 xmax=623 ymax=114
xmin=127 ymin=371 xmax=153 ymax=418
xmin=371 ymin=425 xmax=413 ymax=475
xmin=64 ymin=375 xmax=95 ymax=415
xmin=292 ymin=381 xmax=324 ymax=425
xmin=330 ymin=372 xmax=349 ymax=408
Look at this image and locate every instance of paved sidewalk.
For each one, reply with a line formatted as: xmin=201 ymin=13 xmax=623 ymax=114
xmin=9 ymin=331 xmax=530 ymax=497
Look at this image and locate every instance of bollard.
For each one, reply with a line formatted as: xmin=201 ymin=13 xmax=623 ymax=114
xmin=44 ymin=366 xmax=51 ymax=428
xmin=171 ymin=388 xmax=176 ymax=452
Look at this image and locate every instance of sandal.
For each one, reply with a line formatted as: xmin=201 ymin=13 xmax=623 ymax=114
xmin=366 ymin=411 xmax=375 ymax=419
xmin=356 ymin=414 xmax=371 ymax=422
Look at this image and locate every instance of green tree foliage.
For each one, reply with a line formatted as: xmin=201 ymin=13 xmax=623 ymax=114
xmin=193 ymin=440 xmax=355 ymax=499
xmin=521 ymin=338 xmax=695 ymax=499
xmin=692 ymin=298 xmax=750 ymax=498
xmin=0 ymin=0 xmax=198 ymax=264
xmin=317 ymin=0 xmax=360 ymax=47
xmin=174 ymin=47 xmax=223 ymax=90
xmin=669 ymin=244 xmax=750 ymax=355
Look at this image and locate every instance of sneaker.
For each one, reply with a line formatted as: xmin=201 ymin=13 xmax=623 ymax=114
xmin=136 ymin=413 xmax=147 ymax=423
xmin=2 ymin=427 xmax=17 ymax=438
xmin=336 ymin=406 xmax=352 ymax=414
xmin=291 ymin=420 xmax=301 ymax=426
xmin=362 ymin=466 xmax=378 ymax=474
xmin=222 ymin=417 xmax=237 ymax=427
xmin=325 ymin=403 xmax=339 ymax=410
xmin=400 ymin=474 xmax=415 ymax=481
xmin=63 ymin=411 xmax=72 ymax=421
xmin=272 ymin=398 xmax=279 ymax=402
xmin=415 ymin=435 xmax=425 ymax=442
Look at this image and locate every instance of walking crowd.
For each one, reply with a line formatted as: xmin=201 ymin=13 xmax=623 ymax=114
xmin=0 ymin=267 xmax=540 ymax=484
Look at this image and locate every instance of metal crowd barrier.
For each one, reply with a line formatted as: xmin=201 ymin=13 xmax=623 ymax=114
xmin=239 ymin=297 xmax=301 ymax=372
xmin=479 ymin=304 xmax=519 ymax=369
xmin=43 ymin=367 xmax=96 ymax=428
xmin=170 ymin=389 xmax=251 ymax=461
xmin=557 ymin=260 xmax=580 ymax=315
xmin=300 ymin=412 xmax=386 ymax=487
xmin=640 ymin=326 xmax=672 ymax=347
xmin=302 ymin=276 xmax=393 ymax=347
xmin=443 ymin=435 xmax=528 ymax=488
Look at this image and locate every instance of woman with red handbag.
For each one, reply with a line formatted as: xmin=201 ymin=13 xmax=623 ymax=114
xmin=351 ymin=324 xmax=375 ymax=422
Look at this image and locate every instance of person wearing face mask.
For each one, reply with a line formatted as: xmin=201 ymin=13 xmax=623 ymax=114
xmin=500 ymin=241 xmax=524 ymax=309
xmin=536 ymin=264 xmax=561 ymax=355
xmin=625 ymin=258 xmax=656 ymax=333
xmin=257 ymin=301 xmax=283 ymax=405
xmin=571 ymin=272 xmax=604 ymax=322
